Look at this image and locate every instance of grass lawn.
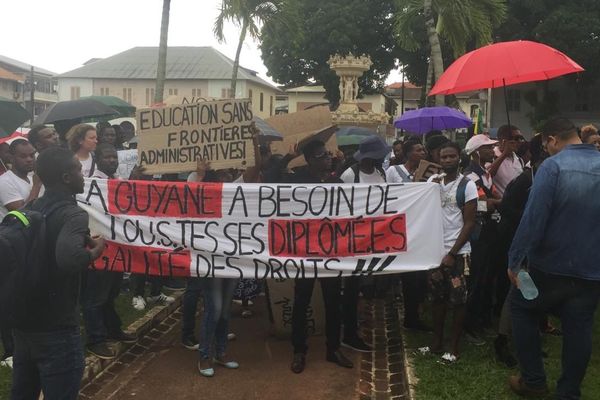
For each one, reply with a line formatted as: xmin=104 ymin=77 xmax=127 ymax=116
xmin=405 ymin=310 xmax=600 ymax=399
xmin=0 ymin=287 xmax=174 ymax=399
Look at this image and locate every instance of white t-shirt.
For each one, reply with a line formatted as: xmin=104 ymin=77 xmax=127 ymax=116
xmin=80 ymin=155 xmax=94 ymax=178
xmin=436 ymin=175 xmax=478 ymax=254
xmin=492 ymin=147 xmax=523 ymax=197
xmin=386 ymin=164 xmax=412 ymax=183
xmin=0 ymin=170 xmax=33 ymax=219
xmin=340 ymin=167 xmax=386 ymax=184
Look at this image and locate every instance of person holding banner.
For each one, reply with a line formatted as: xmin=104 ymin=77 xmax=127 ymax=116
xmin=424 ymin=141 xmax=477 ymax=363
xmin=82 ymin=144 xmax=137 ymax=360
xmin=66 ymin=124 xmax=98 ymax=178
xmin=290 ymin=139 xmax=353 ymax=374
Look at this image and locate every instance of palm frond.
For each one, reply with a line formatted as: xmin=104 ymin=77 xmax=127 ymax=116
xmin=394 ymin=0 xmax=425 ymax=51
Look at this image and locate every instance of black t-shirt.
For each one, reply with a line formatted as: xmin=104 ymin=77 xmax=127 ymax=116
xmin=289 ymin=167 xmax=343 ymax=184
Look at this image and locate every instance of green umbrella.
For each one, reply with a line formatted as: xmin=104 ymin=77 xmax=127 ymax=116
xmin=0 ymin=96 xmax=30 ymax=137
xmin=79 ymin=95 xmax=136 ymax=117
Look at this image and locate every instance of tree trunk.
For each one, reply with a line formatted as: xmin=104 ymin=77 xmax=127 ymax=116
xmin=154 ymin=0 xmax=171 ymax=104
xmin=423 ymin=0 xmax=444 ymax=106
xmin=230 ymin=19 xmax=249 ymax=99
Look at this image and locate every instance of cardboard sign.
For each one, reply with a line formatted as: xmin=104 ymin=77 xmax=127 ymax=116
xmin=270 ymin=125 xmax=339 ymax=169
xmin=80 ymin=178 xmax=445 ymax=279
xmin=414 ymin=160 xmax=443 ymax=182
xmin=136 ymin=99 xmax=255 ymax=174
xmin=265 ymin=106 xmax=333 ymax=137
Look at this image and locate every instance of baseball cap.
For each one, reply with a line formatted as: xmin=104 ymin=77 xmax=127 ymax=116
xmin=465 ymin=135 xmax=498 ymax=155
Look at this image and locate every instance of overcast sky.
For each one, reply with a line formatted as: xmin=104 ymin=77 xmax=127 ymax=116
xmin=1 ymin=0 xmax=401 ymax=84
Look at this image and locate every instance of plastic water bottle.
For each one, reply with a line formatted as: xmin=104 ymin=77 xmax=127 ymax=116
xmin=517 ymin=269 xmax=539 ymax=300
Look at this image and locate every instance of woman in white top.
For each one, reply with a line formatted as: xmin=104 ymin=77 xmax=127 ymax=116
xmin=66 ymin=124 xmax=98 ymax=177
xmin=386 ymin=139 xmax=426 ymax=183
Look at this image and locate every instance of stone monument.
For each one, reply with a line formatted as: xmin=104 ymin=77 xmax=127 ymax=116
xmin=327 ymin=53 xmax=390 ymax=126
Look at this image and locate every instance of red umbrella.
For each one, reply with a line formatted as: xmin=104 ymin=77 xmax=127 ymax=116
xmin=429 ymin=40 xmax=584 ymax=127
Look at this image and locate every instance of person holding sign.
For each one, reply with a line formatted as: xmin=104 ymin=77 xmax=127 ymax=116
xmin=424 ymin=142 xmax=477 ymax=364
xmin=290 ymin=140 xmax=353 ymax=374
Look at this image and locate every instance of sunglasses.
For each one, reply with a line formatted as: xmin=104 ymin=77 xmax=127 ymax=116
xmin=313 ymin=151 xmax=332 ymax=160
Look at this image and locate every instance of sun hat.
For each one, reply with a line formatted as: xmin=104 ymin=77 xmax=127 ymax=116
xmin=465 ymin=134 xmax=498 ymax=155
xmin=353 ymin=135 xmax=391 ymax=161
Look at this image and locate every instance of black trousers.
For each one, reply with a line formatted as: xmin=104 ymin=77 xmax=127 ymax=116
xmin=402 ymin=271 xmax=428 ymax=325
xmin=291 ymin=277 xmax=341 ymax=355
xmin=342 ymin=276 xmax=360 ymax=340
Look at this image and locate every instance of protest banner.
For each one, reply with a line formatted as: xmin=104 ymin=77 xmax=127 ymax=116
xmin=78 ymin=178 xmax=445 ymax=279
xmin=136 ymin=99 xmax=255 ymax=174
xmin=117 ymin=149 xmax=138 ymax=179
xmin=414 ymin=159 xmax=443 ymax=182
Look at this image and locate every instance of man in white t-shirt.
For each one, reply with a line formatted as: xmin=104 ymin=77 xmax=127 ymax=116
xmin=488 ymin=125 xmax=524 ymax=197
xmin=426 ymin=141 xmax=477 ymax=363
xmin=339 ymin=135 xmax=389 ymax=353
xmin=0 ymin=139 xmax=41 ymax=219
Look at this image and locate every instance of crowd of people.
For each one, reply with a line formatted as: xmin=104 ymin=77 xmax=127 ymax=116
xmin=0 ymin=116 xmax=598 ymax=400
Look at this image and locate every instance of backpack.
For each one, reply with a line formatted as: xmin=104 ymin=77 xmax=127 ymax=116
xmin=350 ymin=164 xmax=386 ymax=183
xmin=455 ymin=176 xmax=483 ymax=242
xmin=0 ymin=201 xmax=69 ymax=327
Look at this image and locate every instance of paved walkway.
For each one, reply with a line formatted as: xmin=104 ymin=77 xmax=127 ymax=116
xmin=81 ymin=294 xmax=409 ymax=400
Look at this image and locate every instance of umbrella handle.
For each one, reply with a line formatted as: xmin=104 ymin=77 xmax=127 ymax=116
xmin=503 ymin=78 xmax=512 ymax=128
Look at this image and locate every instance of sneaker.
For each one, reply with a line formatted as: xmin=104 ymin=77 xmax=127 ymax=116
xmin=163 ymin=279 xmax=186 ymax=291
xmin=198 ymin=358 xmax=215 ymax=377
xmin=326 ymin=350 xmax=354 ymax=369
xmin=291 ymin=353 xmax=306 ymax=374
xmin=241 ymin=309 xmax=253 ymax=318
xmin=0 ymin=356 xmax=13 ymax=369
xmin=182 ymin=336 xmax=199 ymax=350
xmin=132 ymin=295 xmax=146 ymax=311
xmin=108 ymin=331 xmax=137 ymax=344
xmin=341 ymin=336 xmax=372 ymax=353
xmin=88 ymin=342 xmax=116 ymax=360
xmin=227 ymin=332 xmax=237 ymax=341
xmin=148 ymin=293 xmax=175 ymax=305
xmin=464 ymin=330 xmax=486 ymax=346
xmin=214 ymin=355 xmax=239 ymax=369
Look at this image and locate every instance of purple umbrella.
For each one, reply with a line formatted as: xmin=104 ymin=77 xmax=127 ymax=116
xmin=393 ymin=106 xmax=472 ymax=134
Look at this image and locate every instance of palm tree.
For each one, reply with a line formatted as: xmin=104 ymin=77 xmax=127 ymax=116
xmin=214 ymin=0 xmax=281 ymax=98
xmin=396 ymin=0 xmax=507 ymax=105
xmin=155 ymin=0 xmax=171 ymax=104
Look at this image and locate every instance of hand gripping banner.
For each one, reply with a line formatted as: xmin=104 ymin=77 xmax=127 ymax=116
xmin=78 ymin=178 xmax=445 ymax=279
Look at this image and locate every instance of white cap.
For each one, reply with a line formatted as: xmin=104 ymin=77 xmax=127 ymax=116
xmin=465 ymin=134 xmax=498 ymax=155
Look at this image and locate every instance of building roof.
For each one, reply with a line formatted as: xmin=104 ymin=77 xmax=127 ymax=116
xmin=286 ymin=85 xmax=326 ymax=93
xmin=58 ymin=47 xmax=278 ymax=90
xmin=0 ymin=66 xmax=22 ymax=82
xmin=386 ymin=81 xmax=420 ymax=90
xmin=0 ymin=54 xmax=56 ymax=76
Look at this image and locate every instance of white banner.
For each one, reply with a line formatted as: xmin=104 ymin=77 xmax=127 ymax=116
xmin=77 ymin=178 xmax=444 ymax=278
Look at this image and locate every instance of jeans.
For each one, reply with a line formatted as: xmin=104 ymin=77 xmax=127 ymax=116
xmin=82 ymin=270 xmax=123 ymax=345
xmin=198 ymin=278 xmax=238 ymax=359
xmin=510 ymin=268 xmax=600 ymax=399
xmin=11 ymin=327 xmax=84 ymax=400
xmin=291 ymin=277 xmax=341 ymax=355
xmin=182 ymin=278 xmax=202 ymax=340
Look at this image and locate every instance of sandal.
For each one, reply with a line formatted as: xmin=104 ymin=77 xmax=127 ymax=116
xmin=416 ymin=346 xmax=444 ymax=356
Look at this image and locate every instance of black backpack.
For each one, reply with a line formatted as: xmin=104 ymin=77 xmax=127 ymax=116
xmin=0 ymin=202 xmax=68 ymax=327
xmin=350 ymin=164 xmax=386 ymax=183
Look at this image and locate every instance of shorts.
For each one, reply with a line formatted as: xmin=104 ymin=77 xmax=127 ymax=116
xmin=429 ymin=255 xmax=469 ymax=306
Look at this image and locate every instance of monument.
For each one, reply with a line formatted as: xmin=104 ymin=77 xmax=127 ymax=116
xmin=327 ymin=53 xmax=390 ymax=127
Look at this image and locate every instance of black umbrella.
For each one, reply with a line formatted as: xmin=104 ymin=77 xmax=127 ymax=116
xmin=33 ymin=98 xmax=119 ymax=125
xmin=254 ymin=116 xmax=284 ymax=141
xmin=0 ymin=96 xmax=30 ymax=137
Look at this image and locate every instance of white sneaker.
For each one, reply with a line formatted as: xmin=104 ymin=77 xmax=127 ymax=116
xmin=0 ymin=356 xmax=13 ymax=369
xmin=132 ymin=296 xmax=146 ymax=311
xmin=227 ymin=332 xmax=237 ymax=341
xmin=148 ymin=293 xmax=175 ymax=305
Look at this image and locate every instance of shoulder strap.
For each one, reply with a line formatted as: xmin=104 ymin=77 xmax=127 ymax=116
xmin=376 ymin=165 xmax=387 ymax=182
xmin=88 ymin=155 xmax=96 ymax=178
xmin=351 ymin=164 xmax=360 ymax=183
xmin=456 ymin=176 xmax=470 ymax=209
xmin=394 ymin=165 xmax=411 ymax=182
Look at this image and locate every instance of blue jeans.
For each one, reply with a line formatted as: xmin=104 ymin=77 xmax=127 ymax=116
xmin=82 ymin=270 xmax=123 ymax=345
xmin=11 ymin=327 xmax=84 ymax=400
xmin=182 ymin=278 xmax=202 ymax=340
xmin=198 ymin=278 xmax=239 ymax=359
xmin=510 ymin=268 xmax=600 ymax=399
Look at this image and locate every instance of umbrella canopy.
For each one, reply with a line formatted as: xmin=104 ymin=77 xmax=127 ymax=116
xmin=429 ymin=40 xmax=584 ymax=96
xmin=393 ymin=107 xmax=472 ymax=134
xmin=254 ymin=116 xmax=283 ymax=142
xmin=0 ymin=96 xmax=30 ymax=138
xmin=79 ymin=95 xmax=136 ymax=117
xmin=34 ymin=98 xmax=120 ymax=125
xmin=336 ymin=125 xmax=377 ymax=146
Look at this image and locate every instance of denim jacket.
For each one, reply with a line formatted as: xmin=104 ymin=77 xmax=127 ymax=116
xmin=508 ymin=144 xmax=600 ymax=280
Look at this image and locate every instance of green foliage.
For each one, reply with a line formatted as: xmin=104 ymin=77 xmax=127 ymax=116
xmin=260 ymin=0 xmax=398 ymax=104
xmin=214 ymin=0 xmax=282 ymax=43
xmin=523 ymin=86 xmax=560 ymax=132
